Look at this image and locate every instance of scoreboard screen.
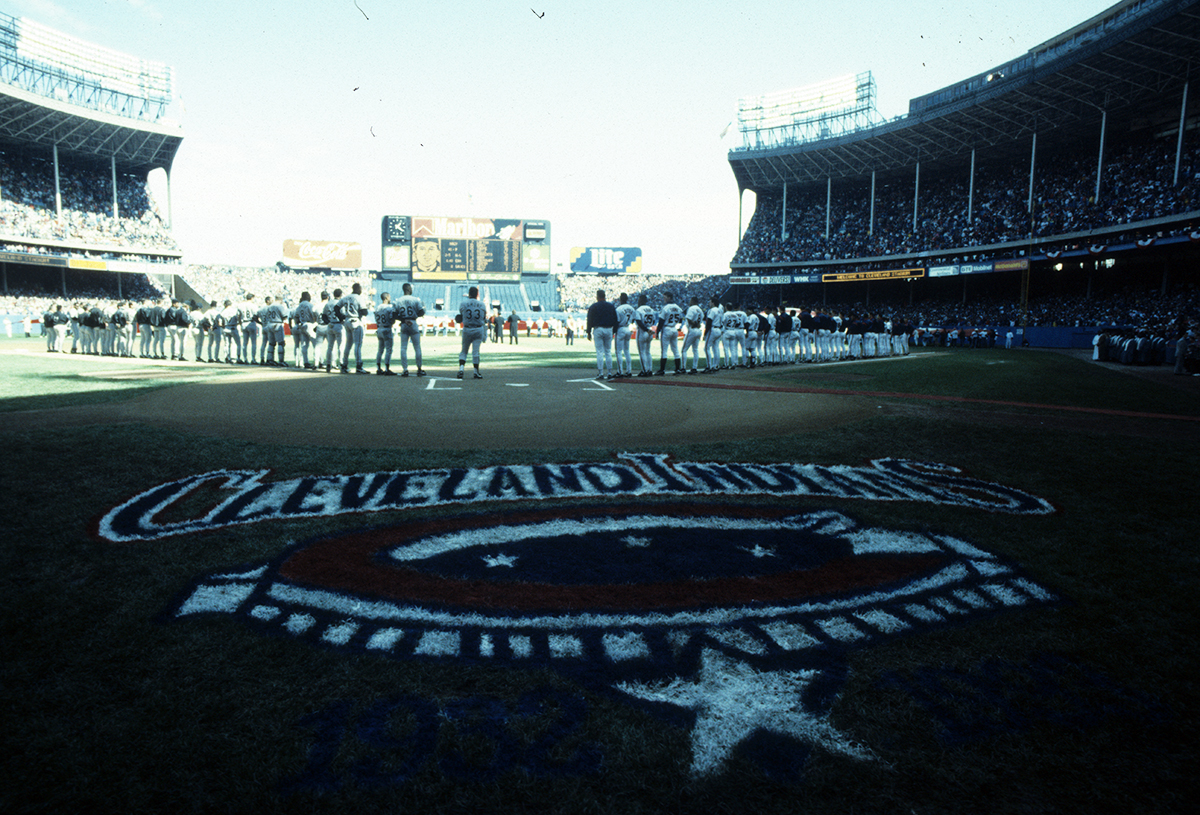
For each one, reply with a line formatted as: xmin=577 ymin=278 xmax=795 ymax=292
xmin=381 ymin=216 xmax=550 ymax=282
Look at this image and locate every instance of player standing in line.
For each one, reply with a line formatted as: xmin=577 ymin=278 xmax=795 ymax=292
xmin=680 ymin=296 xmax=704 ymax=374
xmin=722 ymin=303 xmax=746 ymax=368
xmin=745 ymin=307 xmax=761 ymax=368
xmin=456 ymin=285 xmax=487 ymax=379
xmin=373 ymin=291 xmax=398 ymax=375
xmin=633 ymin=294 xmax=657 ymax=377
xmin=239 ymin=294 xmax=259 ymax=364
xmin=703 ymin=296 xmax=724 ymax=373
xmin=323 ymin=288 xmax=344 ymax=373
xmin=149 ymin=298 xmax=168 ymax=359
xmin=202 ymin=300 xmax=220 ymax=362
xmin=263 ymin=295 xmax=289 ymax=366
xmin=340 ymin=283 xmax=370 ymax=374
xmin=775 ymin=307 xmax=792 ymax=364
xmin=656 ymin=292 xmax=684 ymax=375
xmin=290 ymin=291 xmax=319 ymax=369
xmin=394 ymin=282 xmax=427 ymax=377
xmin=585 ymin=289 xmax=618 ymax=380
xmin=219 ymin=299 xmax=242 ymax=363
xmin=613 ymin=292 xmax=636 ymax=378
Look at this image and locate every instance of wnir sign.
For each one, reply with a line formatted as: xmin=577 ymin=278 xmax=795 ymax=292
xmin=98 ymin=454 xmax=1055 ymax=543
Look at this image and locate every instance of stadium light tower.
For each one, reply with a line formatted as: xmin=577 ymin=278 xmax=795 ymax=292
xmin=736 ymin=72 xmax=880 ymax=150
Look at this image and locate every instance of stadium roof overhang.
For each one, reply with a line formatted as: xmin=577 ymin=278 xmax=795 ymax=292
xmin=729 ymin=0 xmax=1200 ymax=192
xmin=0 ymin=83 xmax=183 ymax=175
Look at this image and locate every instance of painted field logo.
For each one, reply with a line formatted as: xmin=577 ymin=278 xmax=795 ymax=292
xmin=167 ymin=500 xmax=1058 ymax=780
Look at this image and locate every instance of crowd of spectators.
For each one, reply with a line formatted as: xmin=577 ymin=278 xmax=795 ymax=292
xmin=734 ymin=136 xmax=1200 ymax=266
xmin=1 ymin=149 xmax=178 ymax=256
xmin=557 ymin=273 xmax=728 ymax=311
xmin=180 ymin=264 xmax=371 ymax=308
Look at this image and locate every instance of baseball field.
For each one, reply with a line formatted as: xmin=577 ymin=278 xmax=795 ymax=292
xmin=2 ymin=332 xmax=1197 ymax=814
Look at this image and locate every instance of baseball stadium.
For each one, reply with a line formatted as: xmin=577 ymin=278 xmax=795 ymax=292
xmin=2 ymin=2 xmax=1199 ymax=813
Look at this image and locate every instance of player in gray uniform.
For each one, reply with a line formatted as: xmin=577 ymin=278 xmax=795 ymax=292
xmin=263 ymin=295 xmax=289 ymax=366
xmin=681 ymin=296 xmax=704 ymax=374
xmin=238 ymin=295 xmax=260 ymax=364
xmin=340 ymin=283 xmax=370 ymax=374
xmin=456 ymin=286 xmax=487 ymax=379
xmin=323 ymin=288 xmax=344 ymax=373
xmin=745 ymin=308 xmax=761 ymax=368
xmin=633 ymin=294 xmax=657 ymax=377
xmin=372 ymin=292 xmax=397 ymax=375
xmin=394 ymin=283 xmax=427 ymax=376
xmin=290 ymin=291 xmax=319 ymax=369
xmin=614 ymin=292 xmax=636 ymax=377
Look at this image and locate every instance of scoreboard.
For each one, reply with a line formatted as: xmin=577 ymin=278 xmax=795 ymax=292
xmin=381 ymin=216 xmax=550 ymax=282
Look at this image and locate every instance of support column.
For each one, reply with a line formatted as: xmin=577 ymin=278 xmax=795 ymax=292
xmin=869 ymin=170 xmax=876 ymax=236
xmin=1095 ymin=110 xmax=1107 ymax=203
xmin=825 ymin=177 xmax=831 ymax=241
xmin=1175 ymin=81 xmax=1189 ymax=186
xmin=913 ymin=162 xmax=920 ymax=232
xmin=52 ymin=144 xmax=63 ymax=224
xmin=111 ymin=156 xmax=119 ymax=218
xmin=968 ymin=149 xmax=975 ymax=222
xmin=781 ymin=182 xmax=788 ymax=242
xmin=1027 ymin=132 xmax=1038 ymax=228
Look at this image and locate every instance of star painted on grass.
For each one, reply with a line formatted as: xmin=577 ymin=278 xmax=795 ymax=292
xmin=616 ymin=648 xmax=873 ymax=777
xmin=740 ymin=544 xmax=777 ymax=558
xmin=481 ymin=553 xmax=518 ymax=568
xmin=621 ymin=535 xmax=652 ymax=548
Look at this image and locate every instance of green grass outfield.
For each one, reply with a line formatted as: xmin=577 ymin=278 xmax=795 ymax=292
xmin=2 ymin=334 xmax=1198 ymax=814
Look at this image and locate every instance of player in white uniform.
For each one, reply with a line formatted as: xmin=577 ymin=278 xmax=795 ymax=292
xmin=680 ymin=296 xmax=704 ymax=374
xmin=394 ymin=283 xmax=427 ymax=376
xmin=456 ymin=286 xmax=487 ymax=379
xmin=633 ymin=294 xmax=657 ymax=377
xmin=722 ymin=304 xmax=746 ymax=368
xmin=614 ymin=293 xmax=636 ymax=378
xmin=704 ymin=297 xmax=724 ymax=373
xmin=656 ymin=292 xmax=685 ymax=375
xmin=745 ymin=308 xmax=761 ymax=368
xmin=339 ymin=283 xmax=370 ymax=374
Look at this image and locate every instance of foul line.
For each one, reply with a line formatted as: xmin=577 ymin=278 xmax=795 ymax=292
xmin=616 ymin=377 xmax=1200 ymax=423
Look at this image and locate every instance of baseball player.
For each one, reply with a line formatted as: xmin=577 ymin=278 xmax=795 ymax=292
xmin=220 ymin=299 xmax=243 ymax=363
xmin=633 ymin=294 xmax=657 ymax=376
xmin=373 ymin=291 xmax=397 ymax=375
xmin=263 ymin=295 xmax=289 ymax=366
xmin=614 ymin=292 xmax=636 ymax=377
xmin=239 ymin=294 xmax=260 ymax=364
xmin=656 ymin=292 xmax=684 ymax=375
xmin=323 ymin=288 xmax=344 ymax=373
xmin=290 ymin=291 xmax=319 ymax=369
xmin=148 ymin=298 xmax=168 ymax=359
xmin=722 ymin=303 xmax=746 ymax=368
xmin=745 ymin=307 xmax=761 ymax=368
xmin=680 ymin=296 xmax=704 ymax=374
xmin=339 ymin=283 xmax=370 ymax=374
xmin=456 ymin=285 xmax=487 ymax=379
xmin=394 ymin=283 xmax=427 ymax=376
xmin=704 ymin=296 xmax=724 ymax=372
xmin=586 ymin=289 xmax=618 ymax=379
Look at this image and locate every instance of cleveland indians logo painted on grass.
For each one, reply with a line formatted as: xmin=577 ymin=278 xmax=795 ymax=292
xmin=135 ymin=457 xmax=1059 ymax=781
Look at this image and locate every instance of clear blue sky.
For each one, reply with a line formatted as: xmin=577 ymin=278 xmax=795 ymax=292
xmin=9 ymin=0 xmax=1115 ymax=272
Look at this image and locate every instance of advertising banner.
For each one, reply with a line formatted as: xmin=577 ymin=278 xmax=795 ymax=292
xmin=282 ymin=239 xmax=363 ymax=270
xmin=569 ymin=247 xmax=642 ymax=274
